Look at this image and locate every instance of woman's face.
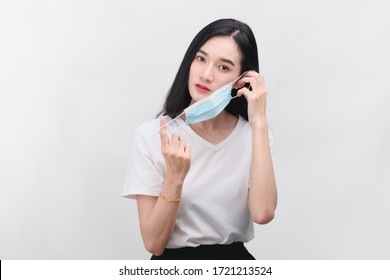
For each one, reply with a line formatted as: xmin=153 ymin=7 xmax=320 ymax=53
xmin=188 ymin=36 xmax=241 ymax=103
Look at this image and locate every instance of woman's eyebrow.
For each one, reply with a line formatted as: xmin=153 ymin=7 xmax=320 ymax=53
xmin=198 ymin=49 xmax=236 ymax=66
xmin=220 ymin=58 xmax=235 ymax=66
xmin=197 ymin=49 xmax=208 ymax=56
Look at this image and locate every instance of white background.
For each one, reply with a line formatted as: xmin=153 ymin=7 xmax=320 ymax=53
xmin=1 ymin=0 xmax=389 ymax=259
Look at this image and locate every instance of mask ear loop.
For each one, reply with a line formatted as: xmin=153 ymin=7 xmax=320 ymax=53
xmin=231 ymin=71 xmax=249 ymax=99
xmin=160 ymin=111 xmax=185 ymax=129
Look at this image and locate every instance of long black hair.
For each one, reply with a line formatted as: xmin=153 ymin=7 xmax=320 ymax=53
xmin=158 ymin=18 xmax=259 ymax=121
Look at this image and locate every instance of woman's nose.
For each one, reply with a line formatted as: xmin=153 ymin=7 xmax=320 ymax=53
xmin=200 ymin=66 xmax=214 ymax=83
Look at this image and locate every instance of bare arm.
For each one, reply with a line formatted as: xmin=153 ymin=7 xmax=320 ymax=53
xmin=235 ymin=72 xmax=277 ymax=224
xmin=136 ymin=117 xmax=191 ymax=255
xmin=248 ymin=123 xmax=277 ymax=224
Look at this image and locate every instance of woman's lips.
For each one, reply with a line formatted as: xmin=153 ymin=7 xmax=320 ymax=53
xmin=195 ymin=84 xmax=211 ymax=93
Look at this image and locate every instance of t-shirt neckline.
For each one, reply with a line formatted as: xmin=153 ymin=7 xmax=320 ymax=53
xmin=177 ymin=116 xmax=245 ymax=151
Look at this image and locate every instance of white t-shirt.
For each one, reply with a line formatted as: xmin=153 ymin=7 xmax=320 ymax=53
xmin=123 ymin=115 xmax=271 ymax=248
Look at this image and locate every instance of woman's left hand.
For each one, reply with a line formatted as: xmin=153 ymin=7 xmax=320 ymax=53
xmin=234 ymin=71 xmax=268 ymax=127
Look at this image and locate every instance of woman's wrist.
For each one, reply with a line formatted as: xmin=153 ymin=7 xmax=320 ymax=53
xmin=164 ymin=172 xmax=186 ymax=189
xmin=164 ymin=171 xmax=185 ymax=185
xmin=159 ymin=192 xmax=181 ymax=203
xmin=249 ymin=118 xmax=268 ymax=130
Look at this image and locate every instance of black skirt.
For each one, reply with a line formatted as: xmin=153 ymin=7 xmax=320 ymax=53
xmin=150 ymin=242 xmax=255 ymax=260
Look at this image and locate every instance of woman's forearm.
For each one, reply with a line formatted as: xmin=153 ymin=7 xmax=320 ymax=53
xmin=248 ymin=123 xmax=277 ymax=224
xmin=138 ymin=175 xmax=184 ymax=256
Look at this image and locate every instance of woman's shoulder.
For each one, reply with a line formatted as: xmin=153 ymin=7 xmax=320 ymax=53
xmin=131 ymin=118 xmax=161 ymax=146
xmin=136 ymin=118 xmax=160 ymax=133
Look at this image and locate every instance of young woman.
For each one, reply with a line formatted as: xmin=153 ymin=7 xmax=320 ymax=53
xmin=123 ymin=18 xmax=277 ymax=260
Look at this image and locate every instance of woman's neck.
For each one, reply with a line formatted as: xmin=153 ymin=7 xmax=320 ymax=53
xmin=181 ymin=111 xmax=239 ymax=145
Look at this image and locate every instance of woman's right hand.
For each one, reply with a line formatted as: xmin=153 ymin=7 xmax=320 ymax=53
xmin=160 ymin=116 xmax=191 ymax=182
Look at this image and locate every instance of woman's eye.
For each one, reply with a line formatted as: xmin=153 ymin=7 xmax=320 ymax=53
xmin=219 ymin=65 xmax=230 ymax=72
xmin=196 ymin=55 xmax=205 ymax=62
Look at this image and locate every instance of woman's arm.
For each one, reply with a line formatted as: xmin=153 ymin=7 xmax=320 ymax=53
xmin=235 ymin=72 xmax=277 ymax=224
xmin=248 ymin=123 xmax=277 ymax=224
xmin=136 ymin=117 xmax=191 ymax=255
xmin=136 ymin=176 xmax=183 ymax=256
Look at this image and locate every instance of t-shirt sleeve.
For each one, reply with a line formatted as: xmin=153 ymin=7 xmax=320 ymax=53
xmin=122 ymin=128 xmax=165 ymax=199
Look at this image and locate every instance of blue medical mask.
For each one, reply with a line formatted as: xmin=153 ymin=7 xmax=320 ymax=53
xmin=162 ymin=72 xmax=247 ymax=128
xmin=184 ymin=81 xmax=234 ymax=124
